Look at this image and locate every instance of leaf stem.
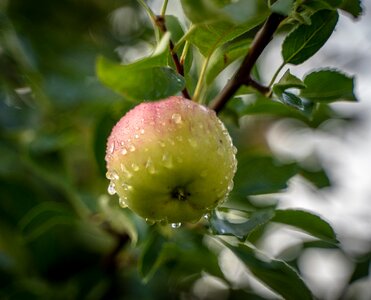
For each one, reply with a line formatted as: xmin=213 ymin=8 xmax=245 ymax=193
xmin=268 ymin=61 xmax=285 ymax=88
xmin=160 ymin=0 xmax=169 ymax=17
xmin=210 ymin=13 xmax=285 ymax=113
xmin=180 ymin=41 xmax=190 ymax=66
xmin=137 ymin=0 xmax=161 ymax=42
xmin=193 ymin=55 xmax=211 ymax=103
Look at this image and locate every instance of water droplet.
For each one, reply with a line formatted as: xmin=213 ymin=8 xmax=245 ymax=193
xmin=120 ymin=163 xmax=133 ymax=178
xmin=232 ymin=146 xmax=238 ymax=154
xmin=121 ymin=148 xmax=128 ymax=155
xmin=145 ymin=158 xmax=156 ymax=174
xmin=108 ymin=143 xmax=115 ymax=154
xmin=162 ymin=153 xmax=173 ymax=168
xmin=107 ymin=182 xmax=116 ymax=195
xmin=140 ymin=129 xmax=145 ymax=134
xmin=134 ymin=134 xmax=139 ymax=139
xmin=128 ymin=145 xmax=136 ymax=152
xmin=111 ymin=170 xmax=119 ymax=180
xmin=203 ymin=213 xmax=211 ymax=220
xmin=135 ymin=126 xmax=139 ymax=130
xmin=131 ymin=163 xmax=139 ymax=171
xmin=171 ymin=222 xmax=181 ymax=229
xmin=119 ymin=197 xmax=128 ymax=208
xmin=188 ymin=138 xmax=197 ymax=148
xmin=120 ymin=141 xmax=124 ymax=146
xmin=105 ymin=171 xmax=113 ymax=180
xmin=145 ymin=218 xmax=155 ymax=225
xmin=227 ymin=181 xmax=234 ymax=192
xmin=171 ymin=113 xmax=182 ymax=124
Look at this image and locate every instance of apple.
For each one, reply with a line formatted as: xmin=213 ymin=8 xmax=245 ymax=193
xmin=105 ymin=96 xmax=237 ymax=224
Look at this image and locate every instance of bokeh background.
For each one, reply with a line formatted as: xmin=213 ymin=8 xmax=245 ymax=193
xmin=1 ymin=0 xmax=370 ymax=299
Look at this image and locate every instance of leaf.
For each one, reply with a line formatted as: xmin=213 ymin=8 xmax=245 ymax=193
xmin=340 ymin=0 xmax=363 ymax=18
xmin=209 ymin=209 xmax=275 ymax=239
xmin=232 ymin=154 xmax=298 ymax=196
xmin=185 ymin=16 xmax=266 ymax=57
xmin=96 ymin=56 xmax=184 ymax=102
xmin=96 ymin=34 xmax=184 ymax=101
xmin=139 ymin=231 xmax=174 ymax=282
xmin=273 ymin=69 xmax=306 ymax=94
xmin=300 ymin=69 xmax=357 ymax=103
xmin=225 ymin=242 xmax=313 ymax=300
xmin=299 ymin=167 xmax=331 ymax=188
xmin=271 ymin=0 xmax=294 ymax=16
xmin=206 ymin=39 xmax=251 ymax=84
xmin=272 ymin=209 xmax=338 ymax=243
xmin=280 ymin=92 xmax=314 ymax=116
xmin=180 ymin=0 xmax=224 ymax=24
xmin=282 ymin=10 xmax=339 ymax=65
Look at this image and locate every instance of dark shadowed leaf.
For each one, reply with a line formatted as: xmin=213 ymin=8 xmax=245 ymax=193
xmin=209 ymin=209 xmax=275 ymax=239
xmin=272 ymin=209 xmax=337 ymax=243
xmin=282 ymin=10 xmax=338 ymax=65
xmin=299 ymin=167 xmax=331 ymax=188
xmin=340 ymin=0 xmax=363 ymax=18
xmin=232 ymin=154 xmax=298 ymax=196
xmin=300 ymin=69 xmax=357 ymax=103
xmin=225 ymin=242 xmax=313 ymax=300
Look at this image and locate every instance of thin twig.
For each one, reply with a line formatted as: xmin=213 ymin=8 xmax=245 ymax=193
xmin=155 ymin=16 xmax=191 ymax=99
xmin=210 ymin=13 xmax=285 ymax=113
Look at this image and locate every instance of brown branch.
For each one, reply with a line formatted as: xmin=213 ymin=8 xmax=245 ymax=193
xmin=155 ymin=16 xmax=191 ymax=100
xmin=209 ymin=13 xmax=285 ymax=113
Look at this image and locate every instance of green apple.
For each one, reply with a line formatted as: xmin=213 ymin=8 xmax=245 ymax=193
xmin=105 ymin=96 xmax=237 ymax=224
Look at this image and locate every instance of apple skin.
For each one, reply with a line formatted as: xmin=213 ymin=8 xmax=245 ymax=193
xmin=105 ymin=96 xmax=237 ymax=223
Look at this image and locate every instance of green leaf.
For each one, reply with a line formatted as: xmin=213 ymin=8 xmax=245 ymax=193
xmin=209 ymin=209 xmax=275 ymax=239
xmin=185 ymin=16 xmax=266 ymax=57
xmin=271 ymin=0 xmax=294 ymax=16
xmin=299 ymin=167 xmax=331 ymax=188
xmin=96 ymin=34 xmax=185 ymax=101
xmin=181 ymin=0 xmax=224 ymax=24
xmin=300 ymin=69 xmax=357 ymax=103
xmin=225 ymin=242 xmax=313 ymax=300
xmin=282 ymin=10 xmax=339 ymax=65
xmin=138 ymin=230 xmax=169 ymax=281
xmin=340 ymin=0 xmax=363 ymax=18
xmin=280 ymin=92 xmax=314 ymax=116
xmin=96 ymin=56 xmax=184 ymax=101
xmin=272 ymin=209 xmax=338 ymax=243
xmin=232 ymin=154 xmax=298 ymax=196
xmin=273 ymin=69 xmax=306 ymax=94
xmin=206 ymin=39 xmax=251 ymax=84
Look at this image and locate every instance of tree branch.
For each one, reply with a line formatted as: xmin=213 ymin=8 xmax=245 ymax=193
xmin=155 ymin=16 xmax=191 ymax=100
xmin=210 ymin=13 xmax=285 ymax=113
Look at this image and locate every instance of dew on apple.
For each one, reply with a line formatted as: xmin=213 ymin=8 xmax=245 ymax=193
xmin=108 ymin=182 xmax=116 ymax=195
xmin=131 ymin=163 xmax=139 ymax=171
xmin=121 ymin=148 xmax=128 ymax=155
xmin=171 ymin=113 xmax=182 ymax=124
xmin=140 ymin=129 xmax=145 ymax=134
xmin=145 ymin=158 xmax=156 ymax=174
xmin=108 ymin=142 xmax=115 ymax=154
xmin=171 ymin=222 xmax=181 ymax=229
xmin=145 ymin=218 xmax=156 ymax=225
xmin=128 ymin=145 xmax=136 ymax=152
xmin=119 ymin=197 xmax=128 ymax=208
xmin=162 ymin=153 xmax=173 ymax=168
xmin=134 ymin=134 xmax=139 ymax=139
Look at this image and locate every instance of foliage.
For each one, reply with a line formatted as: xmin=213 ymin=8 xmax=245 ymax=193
xmin=0 ymin=0 xmax=368 ymax=299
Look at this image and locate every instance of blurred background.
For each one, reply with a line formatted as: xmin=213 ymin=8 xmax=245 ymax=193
xmin=1 ymin=0 xmax=370 ymax=299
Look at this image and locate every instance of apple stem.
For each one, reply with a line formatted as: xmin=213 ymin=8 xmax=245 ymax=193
xmin=171 ymin=186 xmax=190 ymax=201
xmin=209 ymin=13 xmax=285 ymax=113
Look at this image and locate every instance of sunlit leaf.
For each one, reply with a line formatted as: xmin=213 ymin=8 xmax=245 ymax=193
xmin=272 ymin=209 xmax=338 ymax=243
xmin=300 ymin=69 xmax=357 ymax=103
xmin=225 ymin=242 xmax=313 ymax=300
